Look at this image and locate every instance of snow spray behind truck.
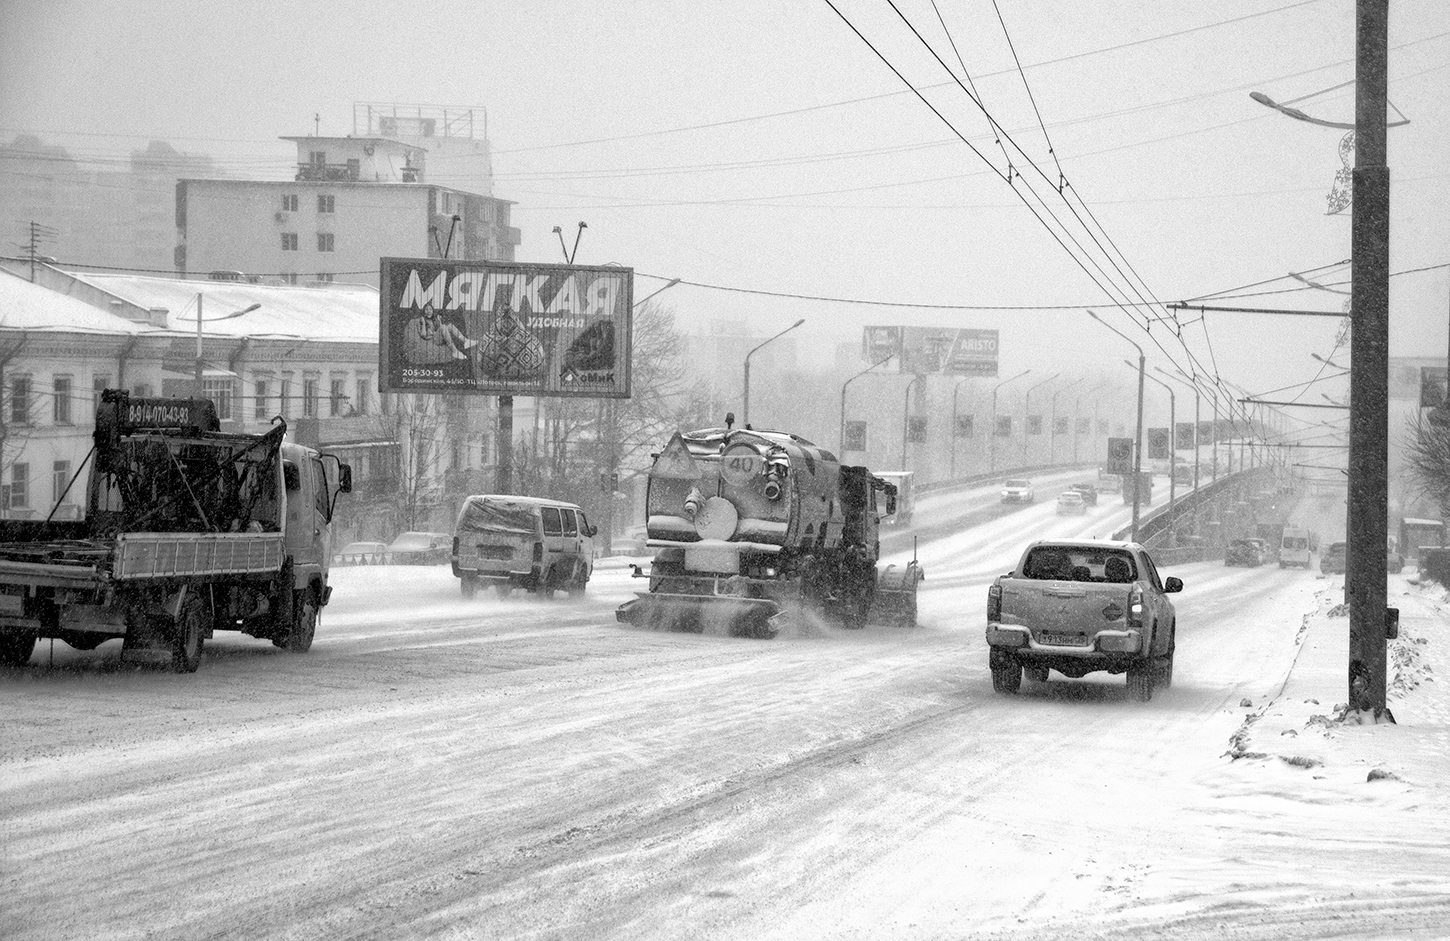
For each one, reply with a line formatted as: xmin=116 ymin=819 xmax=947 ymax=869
xmin=0 ymin=390 xmax=351 ymax=672
xmin=615 ymin=416 xmax=922 ymax=638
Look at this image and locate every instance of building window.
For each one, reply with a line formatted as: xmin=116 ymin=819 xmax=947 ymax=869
xmin=302 ymin=377 xmax=319 ymax=418
xmin=254 ymin=378 xmax=270 ymax=420
xmin=52 ymin=460 xmax=71 ymax=507
xmin=317 ymin=194 xmax=335 ymax=214
xmin=281 ymin=232 xmax=298 ymax=251
xmin=317 ymin=232 xmax=334 ymax=253
xmin=8 ymin=463 xmax=28 ymax=510
xmin=9 ymin=375 xmax=31 ymax=425
xmin=315 ymin=272 xmax=335 ymax=283
xmin=354 ymin=376 xmax=370 ymax=416
xmin=204 ymin=377 xmax=235 ymax=421
xmin=53 ymin=376 xmax=72 ymax=425
xmin=92 ymin=374 xmax=110 ymax=412
xmin=280 ymin=373 xmax=292 ymax=420
xmin=281 ymin=272 xmax=298 ymax=285
xmin=330 ymin=378 xmax=346 ymax=417
xmin=282 ymin=193 xmax=299 ymax=212
xmin=133 ymin=383 xmax=152 ymax=399
xmin=309 ymin=150 xmax=326 ymax=167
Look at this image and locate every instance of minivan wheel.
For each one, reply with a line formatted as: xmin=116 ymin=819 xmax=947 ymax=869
xmin=460 ymin=577 xmax=477 ymax=600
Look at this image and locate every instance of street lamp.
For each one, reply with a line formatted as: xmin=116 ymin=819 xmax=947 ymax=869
xmin=1049 ymin=378 xmax=1084 ymax=465
xmin=742 ymin=318 xmax=804 ymax=428
xmin=1136 ymin=362 xmax=1176 ymax=533
xmin=901 ymin=374 xmax=921 ymax=470
xmin=1155 ymin=367 xmax=1202 ymax=497
xmin=178 ymin=295 xmax=262 ymax=400
xmin=1021 ymin=374 xmax=1059 ymax=466
xmin=989 ymin=369 xmax=1031 ymax=472
xmin=839 ymin=354 xmax=893 ymax=454
xmin=950 ymin=376 xmax=972 ymax=479
xmin=1073 ymin=381 xmax=1107 ymax=465
xmin=1087 ymin=310 xmax=1145 ymax=541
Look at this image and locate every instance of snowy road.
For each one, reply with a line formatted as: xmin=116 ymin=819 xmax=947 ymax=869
xmin=5 ymin=484 xmax=1450 ymax=940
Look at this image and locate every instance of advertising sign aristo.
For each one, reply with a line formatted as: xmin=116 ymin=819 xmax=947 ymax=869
xmin=380 ymin=258 xmax=633 ymax=398
xmin=862 ymin=326 xmax=999 ymax=377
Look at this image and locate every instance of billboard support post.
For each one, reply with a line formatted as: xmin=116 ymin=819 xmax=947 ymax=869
xmin=496 ymin=395 xmax=513 ymax=493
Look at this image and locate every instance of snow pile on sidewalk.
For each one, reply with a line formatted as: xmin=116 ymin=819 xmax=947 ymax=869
xmin=1232 ymin=574 xmax=1450 ymax=782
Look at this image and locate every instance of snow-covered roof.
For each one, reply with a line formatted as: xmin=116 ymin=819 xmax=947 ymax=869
xmin=69 ymin=272 xmax=379 ymax=344
xmin=0 ymin=268 xmax=145 ymax=335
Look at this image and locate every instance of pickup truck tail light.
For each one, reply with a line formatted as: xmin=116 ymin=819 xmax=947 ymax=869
xmin=1126 ymin=586 xmax=1144 ymax=628
xmin=987 ymin=582 xmax=1002 ymax=622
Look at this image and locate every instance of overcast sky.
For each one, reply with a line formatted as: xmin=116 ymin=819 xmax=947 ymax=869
xmin=2 ymin=0 xmax=1447 ymax=414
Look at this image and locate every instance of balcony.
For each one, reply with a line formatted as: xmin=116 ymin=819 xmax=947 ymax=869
xmin=296 ymin=162 xmax=360 ymax=183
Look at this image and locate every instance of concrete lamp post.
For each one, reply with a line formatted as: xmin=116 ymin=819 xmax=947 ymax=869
xmin=1049 ymin=378 xmax=1084 ymax=465
xmin=989 ymin=369 xmax=1032 ymax=473
xmin=1155 ymin=367 xmax=1202 ymax=497
xmin=839 ymin=354 xmax=894 ymax=455
xmin=1135 ymin=363 xmax=1176 ymax=534
xmin=1087 ymin=310 xmax=1145 ymax=542
xmin=1020 ymin=374 xmax=1060 ymax=467
xmin=742 ymin=318 xmax=804 ymax=428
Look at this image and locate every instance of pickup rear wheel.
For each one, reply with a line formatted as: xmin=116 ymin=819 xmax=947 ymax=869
xmin=989 ymin=649 xmax=1022 ymax=695
xmin=171 ymin=597 xmax=206 ymax=673
xmin=0 ymin=632 xmax=36 ymax=667
xmin=1126 ymin=660 xmax=1155 ymax=702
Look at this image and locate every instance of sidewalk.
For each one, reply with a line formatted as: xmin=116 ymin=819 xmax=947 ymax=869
xmin=1234 ymin=570 xmax=1450 ymax=781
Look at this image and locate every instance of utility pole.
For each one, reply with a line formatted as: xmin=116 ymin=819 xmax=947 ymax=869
xmin=1347 ymin=0 xmax=1392 ymax=720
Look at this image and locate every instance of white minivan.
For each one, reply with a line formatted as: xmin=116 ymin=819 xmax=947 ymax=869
xmin=452 ymin=495 xmax=596 ymax=598
xmin=1279 ymin=527 xmax=1312 ymax=568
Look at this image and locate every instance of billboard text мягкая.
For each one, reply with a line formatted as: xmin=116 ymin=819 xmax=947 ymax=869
xmin=861 ymin=326 xmax=999 ymax=377
xmin=379 ymin=258 xmax=633 ymax=398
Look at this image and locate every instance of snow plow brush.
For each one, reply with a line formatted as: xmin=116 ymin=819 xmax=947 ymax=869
xmin=869 ymin=560 xmax=924 ymax=627
xmin=616 ymin=592 xmax=787 ymax=639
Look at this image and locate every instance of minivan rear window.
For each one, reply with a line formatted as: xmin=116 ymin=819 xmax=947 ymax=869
xmin=457 ymin=499 xmax=538 ymax=536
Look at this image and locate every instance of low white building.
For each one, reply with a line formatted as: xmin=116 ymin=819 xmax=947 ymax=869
xmin=0 ymin=269 xmax=171 ymax=519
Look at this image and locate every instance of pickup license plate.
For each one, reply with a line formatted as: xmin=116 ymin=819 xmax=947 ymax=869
xmin=1038 ymin=631 xmax=1087 ymax=646
xmin=0 ymin=591 xmax=23 ymax=615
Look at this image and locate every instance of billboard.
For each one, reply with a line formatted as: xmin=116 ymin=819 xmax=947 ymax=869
xmin=1106 ymin=437 xmax=1134 ymax=473
xmin=1147 ymin=427 xmax=1171 ymax=460
xmin=862 ymin=326 xmax=999 ymax=377
xmin=379 ymin=258 xmax=633 ymax=398
xmin=1175 ymin=422 xmax=1196 ymax=449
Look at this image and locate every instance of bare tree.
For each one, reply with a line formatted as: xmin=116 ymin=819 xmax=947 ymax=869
xmin=357 ymin=393 xmax=448 ymax=535
xmin=0 ymin=337 xmax=43 ymax=516
xmin=1407 ymin=410 xmax=1450 ymax=515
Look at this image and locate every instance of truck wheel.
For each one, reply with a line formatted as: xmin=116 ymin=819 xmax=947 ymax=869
xmin=171 ymin=597 xmax=206 ymax=673
xmin=460 ymin=577 xmax=478 ymax=600
xmin=1126 ymin=660 xmax=1155 ymax=702
xmin=0 ymin=632 xmax=36 ymax=667
xmin=989 ymin=649 xmax=1022 ymax=694
xmin=281 ymin=590 xmax=317 ymax=652
xmin=566 ymin=564 xmax=586 ymax=598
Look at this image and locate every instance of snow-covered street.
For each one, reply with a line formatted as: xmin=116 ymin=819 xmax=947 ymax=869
xmin=5 ymin=488 xmax=1450 ymax=940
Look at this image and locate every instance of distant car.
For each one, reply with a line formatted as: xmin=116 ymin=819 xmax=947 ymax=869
xmin=1056 ymin=491 xmax=1087 ymax=515
xmin=1321 ymin=541 xmax=1347 ymax=575
xmin=1387 ymin=544 xmax=1404 ymax=574
xmin=1000 ymin=479 xmax=1035 ymax=504
xmin=1070 ymin=483 xmax=1099 ymax=506
xmin=334 ymin=540 xmax=387 ymax=566
xmin=386 ymin=531 xmax=452 ymax=565
xmin=621 ymin=523 xmax=649 ymax=556
xmin=1225 ymin=538 xmax=1266 ymax=567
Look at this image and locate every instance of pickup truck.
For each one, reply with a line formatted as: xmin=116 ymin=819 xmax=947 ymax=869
xmin=985 ymin=539 xmax=1182 ymax=701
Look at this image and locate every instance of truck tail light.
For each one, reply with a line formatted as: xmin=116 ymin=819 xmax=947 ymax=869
xmin=1126 ymin=586 xmax=1144 ymax=628
xmin=533 ymin=543 xmax=543 ymax=562
xmin=987 ymin=582 xmax=1002 ymax=622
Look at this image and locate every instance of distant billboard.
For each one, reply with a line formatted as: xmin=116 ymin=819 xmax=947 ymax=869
xmin=843 ymin=420 xmax=867 ymax=452
xmin=862 ymin=326 xmax=999 ymax=377
xmin=379 ymin=258 xmax=633 ymax=398
xmin=1147 ymin=427 xmax=1171 ymax=460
